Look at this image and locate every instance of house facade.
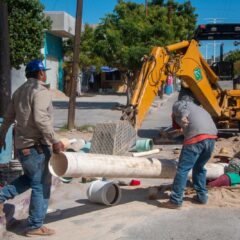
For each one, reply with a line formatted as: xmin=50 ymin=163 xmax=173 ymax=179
xmin=43 ymin=11 xmax=75 ymax=91
xmin=11 ymin=11 xmax=75 ymax=94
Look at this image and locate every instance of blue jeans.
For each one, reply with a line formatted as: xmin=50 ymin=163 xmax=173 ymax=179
xmin=170 ymin=139 xmax=215 ymax=206
xmin=0 ymin=145 xmax=52 ymax=230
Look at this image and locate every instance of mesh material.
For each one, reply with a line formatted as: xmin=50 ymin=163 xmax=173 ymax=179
xmin=226 ymin=158 xmax=240 ymax=173
xmin=90 ymin=121 xmax=137 ymax=155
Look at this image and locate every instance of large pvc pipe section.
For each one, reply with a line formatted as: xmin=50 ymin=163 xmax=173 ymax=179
xmin=49 ymin=152 xmax=226 ymax=180
xmin=87 ymin=180 xmax=121 ymax=206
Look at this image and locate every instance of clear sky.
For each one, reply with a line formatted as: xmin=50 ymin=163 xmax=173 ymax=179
xmin=40 ymin=0 xmax=240 ymax=24
xmin=40 ymin=0 xmax=240 ymax=57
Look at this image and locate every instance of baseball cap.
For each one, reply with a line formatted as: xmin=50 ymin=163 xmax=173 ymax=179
xmin=25 ymin=60 xmax=50 ymax=73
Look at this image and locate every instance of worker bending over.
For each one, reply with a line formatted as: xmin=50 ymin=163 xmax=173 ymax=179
xmin=162 ymin=93 xmax=217 ymax=209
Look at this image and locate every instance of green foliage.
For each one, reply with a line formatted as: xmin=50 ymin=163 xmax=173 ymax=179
xmin=5 ymin=0 xmax=51 ymax=69
xmin=225 ymin=49 xmax=240 ymax=76
xmin=225 ymin=49 xmax=240 ymax=63
xmin=63 ymin=24 xmax=106 ymax=73
xmin=64 ymin=0 xmax=197 ymax=75
xmin=92 ymin=0 xmax=197 ymax=73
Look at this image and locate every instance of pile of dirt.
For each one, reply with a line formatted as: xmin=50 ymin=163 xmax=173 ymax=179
xmin=210 ymin=136 xmax=240 ymax=163
xmin=184 ymin=186 xmax=240 ymax=208
xmin=54 ymin=130 xmax=240 ymax=209
xmin=159 ymin=185 xmax=240 ymax=209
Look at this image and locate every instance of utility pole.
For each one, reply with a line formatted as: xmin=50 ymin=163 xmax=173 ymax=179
xmin=0 ymin=1 xmax=11 ymax=117
xmin=167 ymin=3 xmax=172 ymax=24
xmin=67 ymin=0 xmax=83 ymax=129
xmin=220 ymin=43 xmax=224 ymax=62
xmin=145 ymin=0 xmax=148 ymax=17
xmin=205 ymin=44 xmax=208 ymax=60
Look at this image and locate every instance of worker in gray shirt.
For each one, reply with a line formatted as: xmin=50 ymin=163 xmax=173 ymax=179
xmin=161 ymin=94 xmax=217 ymax=209
xmin=0 ymin=60 xmax=64 ymax=236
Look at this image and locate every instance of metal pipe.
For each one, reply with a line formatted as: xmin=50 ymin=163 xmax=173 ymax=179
xmin=49 ymin=152 xmax=226 ymax=180
xmin=166 ymin=40 xmax=190 ymax=52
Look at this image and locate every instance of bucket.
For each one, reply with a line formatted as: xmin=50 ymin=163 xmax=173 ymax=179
xmin=134 ymin=139 xmax=153 ymax=152
xmin=80 ymin=142 xmax=91 ymax=153
xmin=59 ymin=177 xmax=73 ymax=183
xmin=0 ymin=118 xmax=13 ymax=164
xmin=87 ymin=180 xmax=121 ymax=206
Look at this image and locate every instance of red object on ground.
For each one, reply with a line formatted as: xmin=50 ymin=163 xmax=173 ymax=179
xmin=208 ymin=174 xmax=230 ymax=187
xmin=130 ymin=179 xmax=141 ymax=186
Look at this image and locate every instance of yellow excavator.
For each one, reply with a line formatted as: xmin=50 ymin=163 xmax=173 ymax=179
xmin=121 ymin=23 xmax=240 ymax=130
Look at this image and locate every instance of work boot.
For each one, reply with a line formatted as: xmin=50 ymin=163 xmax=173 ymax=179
xmin=192 ymin=195 xmax=208 ymax=205
xmin=25 ymin=226 xmax=55 ymax=237
xmin=160 ymin=201 xmax=182 ymax=210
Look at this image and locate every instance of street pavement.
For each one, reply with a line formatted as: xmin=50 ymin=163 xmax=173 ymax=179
xmin=53 ymin=94 xmax=128 ymax=130
xmin=4 ymin=91 xmax=240 ymax=240
xmin=53 ymin=93 xmax=176 ymax=138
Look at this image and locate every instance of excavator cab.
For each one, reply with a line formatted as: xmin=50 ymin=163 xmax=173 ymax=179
xmin=194 ymin=24 xmax=240 ymax=83
xmin=193 ymin=24 xmax=240 ymax=41
xmin=211 ymin=61 xmax=234 ymax=81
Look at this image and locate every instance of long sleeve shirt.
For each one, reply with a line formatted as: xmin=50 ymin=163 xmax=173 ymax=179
xmin=0 ymin=78 xmax=59 ymax=149
xmin=172 ymin=100 xmax=218 ymax=143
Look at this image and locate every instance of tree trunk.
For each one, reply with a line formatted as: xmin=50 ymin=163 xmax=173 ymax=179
xmin=0 ymin=1 xmax=11 ymax=117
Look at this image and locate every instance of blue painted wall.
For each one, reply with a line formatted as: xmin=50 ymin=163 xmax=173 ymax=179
xmin=0 ymin=118 xmax=13 ymax=164
xmin=44 ymin=32 xmax=64 ymax=91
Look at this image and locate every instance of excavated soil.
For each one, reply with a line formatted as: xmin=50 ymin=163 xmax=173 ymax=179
xmin=56 ymin=130 xmax=240 ymax=209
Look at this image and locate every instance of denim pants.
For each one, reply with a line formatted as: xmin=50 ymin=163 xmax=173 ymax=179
xmin=170 ymin=139 xmax=215 ymax=206
xmin=0 ymin=145 xmax=52 ymax=230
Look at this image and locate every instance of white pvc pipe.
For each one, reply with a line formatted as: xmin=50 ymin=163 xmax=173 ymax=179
xmin=49 ymin=152 xmax=226 ymax=180
xmin=132 ymin=149 xmax=160 ymax=157
xmin=69 ymin=138 xmax=78 ymax=144
xmin=191 ymin=163 xmax=227 ymax=180
xmin=60 ymin=138 xmax=78 ymax=149
xmin=87 ymin=180 xmax=121 ymax=206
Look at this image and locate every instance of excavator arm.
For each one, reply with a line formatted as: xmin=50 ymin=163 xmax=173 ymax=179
xmin=121 ymin=39 xmax=240 ymax=129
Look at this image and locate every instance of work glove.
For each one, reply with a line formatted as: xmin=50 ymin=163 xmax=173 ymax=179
xmin=52 ymin=141 xmax=65 ymax=154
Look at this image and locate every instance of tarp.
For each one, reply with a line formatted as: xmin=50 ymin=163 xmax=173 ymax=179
xmin=101 ymin=66 xmax=118 ymax=73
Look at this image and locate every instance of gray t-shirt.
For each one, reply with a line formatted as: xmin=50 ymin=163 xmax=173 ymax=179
xmin=172 ymin=100 xmax=218 ymax=140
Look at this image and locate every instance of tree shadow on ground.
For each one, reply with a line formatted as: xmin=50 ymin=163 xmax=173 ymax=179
xmin=53 ymin=101 xmax=122 ymax=110
xmin=137 ymin=129 xmax=161 ymax=138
